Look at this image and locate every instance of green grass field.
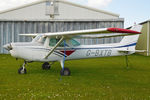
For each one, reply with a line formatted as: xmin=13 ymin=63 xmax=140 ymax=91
xmin=0 ymin=54 xmax=150 ymax=100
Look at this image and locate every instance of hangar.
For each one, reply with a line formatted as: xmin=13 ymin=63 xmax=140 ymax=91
xmin=136 ymin=20 xmax=150 ymax=56
xmin=0 ymin=0 xmax=124 ymax=54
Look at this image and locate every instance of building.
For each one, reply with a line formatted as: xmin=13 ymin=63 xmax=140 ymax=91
xmin=136 ymin=20 xmax=150 ymax=56
xmin=0 ymin=0 xmax=124 ymax=54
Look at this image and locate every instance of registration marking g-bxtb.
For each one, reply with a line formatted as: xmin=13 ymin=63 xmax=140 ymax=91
xmin=86 ymin=50 xmax=112 ymax=57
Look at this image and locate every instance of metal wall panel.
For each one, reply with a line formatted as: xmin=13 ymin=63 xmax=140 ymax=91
xmin=0 ymin=21 xmax=123 ymax=54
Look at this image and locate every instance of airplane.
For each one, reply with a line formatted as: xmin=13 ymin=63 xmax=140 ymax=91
xmin=3 ymin=25 xmax=143 ymax=76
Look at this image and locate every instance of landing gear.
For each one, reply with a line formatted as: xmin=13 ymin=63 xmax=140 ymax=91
xmin=60 ymin=68 xmax=71 ymax=76
xmin=42 ymin=62 xmax=51 ymax=70
xmin=60 ymin=60 xmax=71 ymax=76
xmin=18 ymin=61 xmax=27 ymax=74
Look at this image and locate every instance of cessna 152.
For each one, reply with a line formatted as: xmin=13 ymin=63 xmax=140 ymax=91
xmin=3 ymin=25 xmax=142 ymax=76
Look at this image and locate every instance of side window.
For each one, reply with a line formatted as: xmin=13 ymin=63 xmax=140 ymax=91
xmin=49 ymin=38 xmax=58 ymax=46
xmin=70 ymin=39 xmax=80 ymax=46
xmin=49 ymin=38 xmax=69 ymax=47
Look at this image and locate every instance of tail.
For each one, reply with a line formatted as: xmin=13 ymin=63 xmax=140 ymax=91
xmin=120 ymin=25 xmax=143 ymax=51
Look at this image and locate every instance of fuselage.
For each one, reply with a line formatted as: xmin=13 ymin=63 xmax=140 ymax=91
xmin=9 ymin=41 xmax=135 ymax=62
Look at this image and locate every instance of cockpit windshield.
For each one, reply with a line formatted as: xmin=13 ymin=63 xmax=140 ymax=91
xmin=32 ymin=35 xmax=46 ymax=44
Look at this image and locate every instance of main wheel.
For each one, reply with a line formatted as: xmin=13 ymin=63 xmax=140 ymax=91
xmin=42 ymin=62 xmax=51 ymax=70
xmin=18 ymin=67 xmax=27 ymax=74
xmin=60 ymin=68 xmax=71 ymax=76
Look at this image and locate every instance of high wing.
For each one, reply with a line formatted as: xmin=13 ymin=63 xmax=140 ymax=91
xmin=75 ymin=33 xmax=134 ymax=39
xmin=19 ymin=27 xmax=141 ymax=38
xmin=44 ymin=28 xmax=141 ymax=38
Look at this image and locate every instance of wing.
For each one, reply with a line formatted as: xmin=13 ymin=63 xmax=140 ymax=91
xmin=75 ymin=33 xmax=135 ymax=39
xmin=44 ymin=27 xmax=141 ymax=38
xmin=19 ymin=26 xmax=141 ymax=38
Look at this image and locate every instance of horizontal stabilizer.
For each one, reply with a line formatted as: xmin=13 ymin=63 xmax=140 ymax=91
xmin=19 ymin=34 xmax=39 ymax=37
xmin=118 ymin=49 xmax=146 ymax=53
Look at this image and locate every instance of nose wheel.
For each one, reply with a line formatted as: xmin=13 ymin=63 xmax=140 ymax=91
xmin=18 ymin=67 xmax=27 ymax=74
xmin=42 ymin=62 xmax=51 ymax=70
xmin=18 ymin=61 xmax=27 ymax=74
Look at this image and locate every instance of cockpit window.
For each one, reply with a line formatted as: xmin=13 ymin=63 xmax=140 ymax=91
xmin=49 ymin=38 xmax=80 ymax=47
xmin=70 ymin=39 xmax=80 ymax=46
xmin=49 ymin=38 xmax=58 ymax=46
xmin=49 ymin=38 xmax=69 ymax=47
xmin=59 ymin=41 xmax=69 ymax=47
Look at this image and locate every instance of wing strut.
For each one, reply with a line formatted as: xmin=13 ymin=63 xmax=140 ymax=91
xmin=44 ymin=36 xmax=64 ymax=59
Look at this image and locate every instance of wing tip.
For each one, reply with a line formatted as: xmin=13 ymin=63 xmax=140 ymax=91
xmin=107 ymin=28 xmax=141 ymax=34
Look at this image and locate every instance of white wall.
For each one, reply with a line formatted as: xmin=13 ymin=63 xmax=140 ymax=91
xmin=0 ymin=1 xmax=119 ymax=20
xmin=56 ymin=2 xmax=118 ymax=20
xmin=0 ymin=2 xmax=50 ymax=20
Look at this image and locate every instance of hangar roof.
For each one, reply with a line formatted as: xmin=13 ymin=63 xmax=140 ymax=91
xmin=0 ymin=0 xmax=122 ymax=21
xmin=0 ymin=0 xmax=119 ymax=17
xmin=140 ymin=19 xmax=150 ymax=24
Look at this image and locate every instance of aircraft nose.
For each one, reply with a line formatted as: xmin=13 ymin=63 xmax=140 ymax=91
xmin=3 ymin=43 xmax=13 ymax=51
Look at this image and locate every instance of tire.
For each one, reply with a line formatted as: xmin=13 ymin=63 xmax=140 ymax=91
xmin=60 ymin=68 xmax=71 ymax=76
xmin=18 ymin=67 xmax=27 ymax=74
xmin=42 ymin=62 xmax=51 ymax=70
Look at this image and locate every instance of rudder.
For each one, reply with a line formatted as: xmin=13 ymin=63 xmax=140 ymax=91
xmin=120 ymin=25 xmax=142 ymax=51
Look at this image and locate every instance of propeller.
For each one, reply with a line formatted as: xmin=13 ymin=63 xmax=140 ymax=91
xmin=3 ymin=43 xmax=13 ymax=51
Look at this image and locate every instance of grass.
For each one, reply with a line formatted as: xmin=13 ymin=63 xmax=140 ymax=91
xmin=0 ymin=54 xmax=150 ymax=100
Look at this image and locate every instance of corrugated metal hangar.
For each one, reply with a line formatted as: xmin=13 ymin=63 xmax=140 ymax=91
xmin=0 ymin=0 xmax=124 ymax=54
xmin=136 ymin=20 xmax=150 ymax=56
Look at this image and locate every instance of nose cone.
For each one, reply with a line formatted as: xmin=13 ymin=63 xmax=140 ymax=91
xmin=3 ymin=43 xmax=13 ymax=51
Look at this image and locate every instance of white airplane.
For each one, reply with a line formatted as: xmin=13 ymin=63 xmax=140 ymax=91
xmin=3 ymin=25 xmax=143 ymax=76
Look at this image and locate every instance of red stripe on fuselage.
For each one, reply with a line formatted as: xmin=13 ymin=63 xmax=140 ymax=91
xmin=107 ymin=28 xmax=141 ymax=34
xmin=60 ymin=50 xmax=75 ymax=56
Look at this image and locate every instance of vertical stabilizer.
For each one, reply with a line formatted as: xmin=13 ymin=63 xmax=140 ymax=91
xmin=120 ymin=25 xmax=142 ymax=51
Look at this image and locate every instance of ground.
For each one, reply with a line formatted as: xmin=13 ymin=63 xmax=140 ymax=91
xmin=0 ymin=54 xmax=150 ymax=100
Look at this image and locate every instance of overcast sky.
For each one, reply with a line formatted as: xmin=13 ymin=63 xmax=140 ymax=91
xmin=0 ymin=0 xmax=149 ymax=28
xmin=68 ymin=0 xmax=150 ymax=28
